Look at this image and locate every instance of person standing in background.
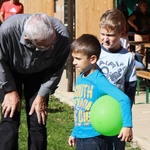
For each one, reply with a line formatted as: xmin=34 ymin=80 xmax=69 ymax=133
xmin=0 ymin=0 xmax=24 ymax=23
xmin=128 ymin=0 xmax=150 ymax=65
xmin=117 ymin=0 xmax=129 ymax=21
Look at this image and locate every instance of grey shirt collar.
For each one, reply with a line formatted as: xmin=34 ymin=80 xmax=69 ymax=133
xmin=20 ymin=31 xmax=36 ymax=51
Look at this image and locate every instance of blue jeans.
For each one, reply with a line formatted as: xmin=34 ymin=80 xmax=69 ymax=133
xmin=76 ymin=136 xmax=106 ymax=150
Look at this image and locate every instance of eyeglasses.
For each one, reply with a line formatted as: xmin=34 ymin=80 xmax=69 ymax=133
xmin=31 ymin=38 xmax=57 ymax=51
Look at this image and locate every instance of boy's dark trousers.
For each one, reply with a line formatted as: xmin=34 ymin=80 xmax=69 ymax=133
xmin=76 ymin=136 xmax=106 ymax=150
xmin=103 ymin=135 xmax=125 ymax=150
xmin=0 ymin=71 xmax=49 ymax=150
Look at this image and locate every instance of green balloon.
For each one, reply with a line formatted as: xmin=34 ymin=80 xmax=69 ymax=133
xmin=90 ymin=95 xmax=123 ymax=136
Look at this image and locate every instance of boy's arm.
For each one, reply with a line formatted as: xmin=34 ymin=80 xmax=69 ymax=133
xmin=98 ymin=75 xmax=132 ymax=127
xmin=68 ymin=126 xmax=76 ymax=146
xmin=125 ymin=81 xmax=137 ymax=106
xmin=70 ymin=127 xmax=76 ymax=138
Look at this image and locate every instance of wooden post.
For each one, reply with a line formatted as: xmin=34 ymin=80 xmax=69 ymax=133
xmin=67 ymin=0 xmax=74 ymax=92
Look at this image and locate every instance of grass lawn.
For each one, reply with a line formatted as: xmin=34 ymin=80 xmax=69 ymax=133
xmin=18 ymin=96 xmax=140 ymax=150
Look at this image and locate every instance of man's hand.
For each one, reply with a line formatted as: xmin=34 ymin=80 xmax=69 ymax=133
xmin=2 ymin=90 xmax=20 ymax=118
xmin=118 ymin=127 xmax=133 ymax=142
xmin=68 ymin=136 xmax=76 ymax=147
xmin=29 ymin=95 xmax=48 ymax=125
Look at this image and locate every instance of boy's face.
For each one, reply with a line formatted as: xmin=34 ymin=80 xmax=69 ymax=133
xmin=72 ymin=52 xmax=94 ymax=73
xmin=100 ymin=27 xmax=122 ymax=51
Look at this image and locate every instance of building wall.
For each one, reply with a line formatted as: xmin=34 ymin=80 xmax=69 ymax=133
xmin=20 ymin=0 xmax=64 ymax=21
xmin=0 ymin=0 xmax=114 ymax=40
xmin=75 ymin=0 xmax=114 ymax=40
xmin=75 ymin=0 xmax=114 ymax=77
xmin=20 ymin=0 xmax=54 ymax=16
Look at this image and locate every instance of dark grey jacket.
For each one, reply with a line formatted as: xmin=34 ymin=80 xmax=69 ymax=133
xmin=0 ymin=14 xmax=71 ymax=97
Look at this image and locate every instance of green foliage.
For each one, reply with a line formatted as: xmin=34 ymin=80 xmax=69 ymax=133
xmin=126 ymin=142 xmax=141 ymax=150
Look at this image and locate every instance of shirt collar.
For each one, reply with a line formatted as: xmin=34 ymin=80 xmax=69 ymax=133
xmin=20 ymin=31 xmax=36 ymax=51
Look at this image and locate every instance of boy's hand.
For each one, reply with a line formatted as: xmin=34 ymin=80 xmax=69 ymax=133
xmin=118 ymin=127 xmax=133 ymax=142
xmin=68 ymin=136 xmax=76 ymax=147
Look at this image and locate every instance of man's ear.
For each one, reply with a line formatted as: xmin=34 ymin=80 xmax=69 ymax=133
xmin=24 ymin=36 xmax=29 ymax=40
xmin=90 ymin=55 xmax=97 ymax=64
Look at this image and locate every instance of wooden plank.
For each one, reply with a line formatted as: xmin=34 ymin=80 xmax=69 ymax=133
xmin=75 ymin=0 xmax=113 ymax=77
xmin=20 ymin=0 xmax=54 ymax=16
xmin=142 ymin=43 xmax=150 ymax=48
xmin=129 ymin=41 xmax=150 ymax=45
xmin=137 ymin=71 xmax=150 ymax=80
xmin=76 ymin=0 xmax=113 ymax=40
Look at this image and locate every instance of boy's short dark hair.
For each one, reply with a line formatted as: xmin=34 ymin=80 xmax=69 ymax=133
xmin=71 ymin=34 xmax=101 ymax=59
